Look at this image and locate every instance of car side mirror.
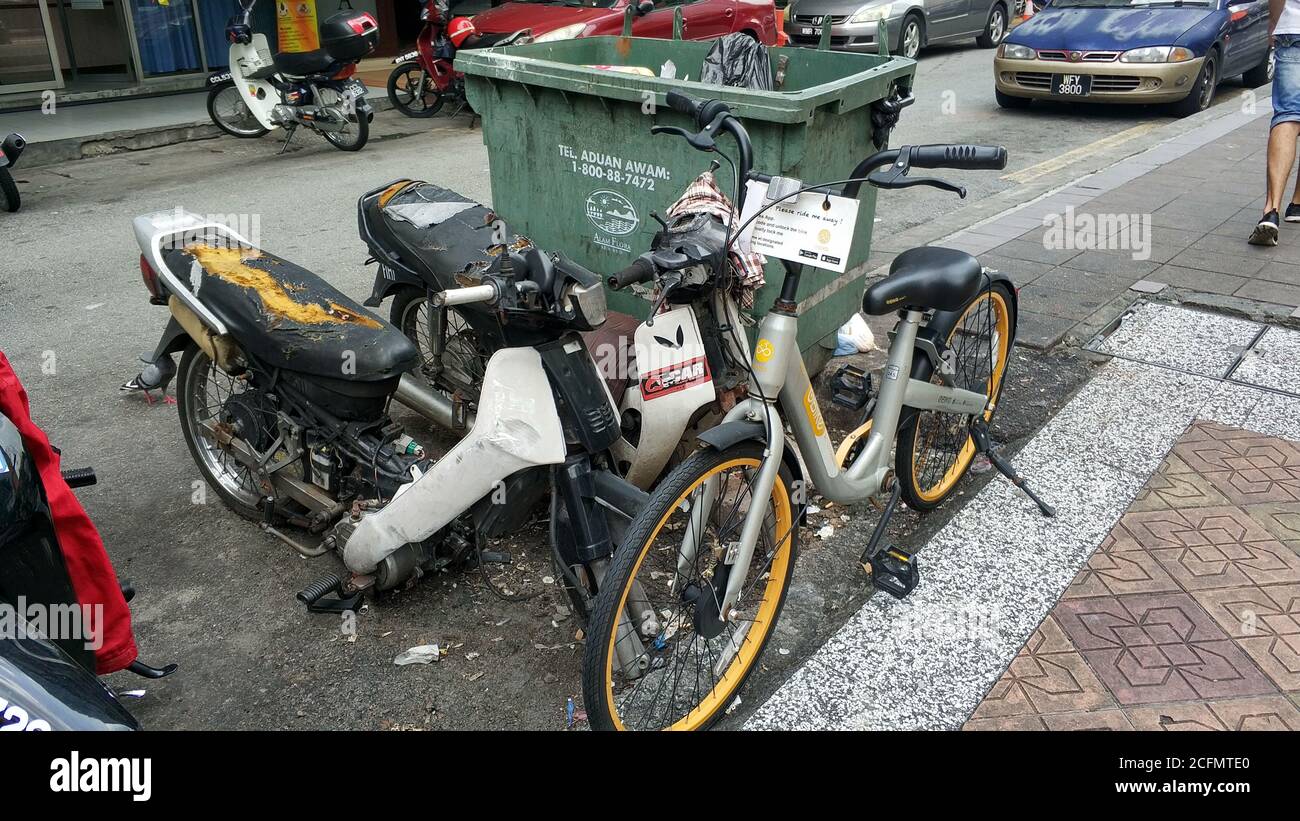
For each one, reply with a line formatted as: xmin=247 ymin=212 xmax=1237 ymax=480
xmin=636 ymin=0 xmax=654 ymax=15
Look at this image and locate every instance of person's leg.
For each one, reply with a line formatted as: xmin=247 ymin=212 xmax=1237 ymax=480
xmin=1266 ymin=122 xmax=1300 ymax=214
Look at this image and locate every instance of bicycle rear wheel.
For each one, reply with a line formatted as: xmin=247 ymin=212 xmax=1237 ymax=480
xmin=582 ymin=442 xmax=798 ymax=731
xmin=896 ymin=280 xmax=1015 ymax=510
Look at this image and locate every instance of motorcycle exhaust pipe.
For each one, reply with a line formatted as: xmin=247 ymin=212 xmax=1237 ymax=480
xmin=393 ymin=373 xmax=475 ymax=430
xmin=1 ymin=133 xmax=26 ymax=168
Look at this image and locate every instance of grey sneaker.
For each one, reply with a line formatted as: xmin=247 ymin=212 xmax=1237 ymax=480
xmin=1249 ymin=210 xmax=1280 ymax=246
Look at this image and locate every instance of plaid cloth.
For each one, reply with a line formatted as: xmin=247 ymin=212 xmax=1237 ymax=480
xmin=665 ymin=172 xmax=766 ymax=308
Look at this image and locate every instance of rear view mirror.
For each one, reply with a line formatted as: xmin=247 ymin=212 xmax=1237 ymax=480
xmin=636 ymin=0 xmax=654 ymax=15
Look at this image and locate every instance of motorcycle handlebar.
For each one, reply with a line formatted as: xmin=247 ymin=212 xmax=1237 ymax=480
xmin=431 ymin=283 xmax=497 ymax=307
xmin=607 ymin=256 xmax=656 ymax=290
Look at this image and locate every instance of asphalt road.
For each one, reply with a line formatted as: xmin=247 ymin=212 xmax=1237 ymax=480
xmin=0 ymin=42 xmax=1270 ymax=730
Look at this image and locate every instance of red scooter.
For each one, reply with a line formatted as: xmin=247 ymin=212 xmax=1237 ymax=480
xmin=386 ymin=0 xmax=529 ymax=118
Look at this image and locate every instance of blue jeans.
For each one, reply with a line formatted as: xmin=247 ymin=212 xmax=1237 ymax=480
xmin=1273 ymin=35 xmax=1300 ymax=129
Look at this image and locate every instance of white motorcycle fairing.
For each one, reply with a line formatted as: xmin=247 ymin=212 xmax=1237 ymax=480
xmin=342 ymin=346 xmax=567 ymax=574
xmin=228 ymin=34 xmax=282 ymax=130
xmin=611 ymin=306 xmax=716 ymax=489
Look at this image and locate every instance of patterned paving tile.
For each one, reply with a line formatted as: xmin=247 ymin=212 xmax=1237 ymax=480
xmin=968 ymin=616 xmax=1114 ymax=719
xmin=1127 ymin=454 xmax=1230 ymax=512
xmin=966 ymin=420 xmax=1300 ymax=729
xmin=1124 ymin=696 xmax=1300 ymax=730
xmin=1063 ymin=532 xmax=1181 ymax=598
xmin=1142 ymin=506 xmax=1300 ymax=590
xmin=1193 ymin=584 xmax=1300 ymax=691
xmin=1244 ymin=501 xmax=1300 ymax=544
xmin=1055 ymin=592 xmax=1277 ymax=704
xmin=1173 ymin=426 xmax=1300 ymax=506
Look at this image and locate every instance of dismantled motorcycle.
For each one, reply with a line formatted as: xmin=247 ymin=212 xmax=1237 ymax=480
xmin=358 ymin=177 xmax=758 ymax=491
xmin=131 ymin=210 xmax=661 ymax=614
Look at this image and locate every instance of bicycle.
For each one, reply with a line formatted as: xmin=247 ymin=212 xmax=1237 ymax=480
xmin=581 ymin=90 xmax=1055 ymax=731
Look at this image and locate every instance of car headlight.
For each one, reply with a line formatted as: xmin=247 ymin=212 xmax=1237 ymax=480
xmin=999 ymin=42 xmax=1035 ymax=60
xmin=849 ymin=3 xmax=892 ymax=23
xmin=1120 ymin=46 xmax=1195 ymax=63
xmin=533 ymin=22 xmax=587 ymax=43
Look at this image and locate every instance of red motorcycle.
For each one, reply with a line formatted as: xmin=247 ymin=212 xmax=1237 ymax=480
xmin=386 ymin=0 xmax=529 ymax=118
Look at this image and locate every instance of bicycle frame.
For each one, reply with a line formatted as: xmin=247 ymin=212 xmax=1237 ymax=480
xmin=702 ymin=297 xmax=988 ymax=617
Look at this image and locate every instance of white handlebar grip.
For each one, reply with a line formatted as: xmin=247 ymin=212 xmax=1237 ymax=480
xmin=431 ymin=283 xmax=497 ymax=308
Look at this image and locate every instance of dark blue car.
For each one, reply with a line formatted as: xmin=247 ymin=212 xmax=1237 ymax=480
xmin=993 ymin=0 xmax=1272 ymax=116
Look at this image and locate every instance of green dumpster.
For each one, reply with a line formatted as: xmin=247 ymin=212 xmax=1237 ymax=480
xmin=456 ymin=33 xmax=915 ymax=363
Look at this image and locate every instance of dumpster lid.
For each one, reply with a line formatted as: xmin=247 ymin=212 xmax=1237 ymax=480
xmin=455 ymin=37 xmax=915 ymax=125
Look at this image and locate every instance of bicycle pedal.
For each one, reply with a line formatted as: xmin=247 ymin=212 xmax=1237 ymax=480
xmin=864 ymin=546 xmax=919 ymax=600
xmin=830 ymin=364 xmax=872 ymax=411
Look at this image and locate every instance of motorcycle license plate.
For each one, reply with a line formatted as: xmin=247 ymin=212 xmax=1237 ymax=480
xmin=342 ymin=79 xmax=366 ymax=102
xmin=1051 ymin=74 xmax=1091 ymax=96
xmin=207 ymin=72 xmax=232 ymax=85
xmin=392 ymin=50 xmax=419 ymax=64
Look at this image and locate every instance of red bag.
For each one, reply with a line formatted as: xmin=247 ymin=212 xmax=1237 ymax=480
xmin=0 ymin=350 xmax=137 ymax=674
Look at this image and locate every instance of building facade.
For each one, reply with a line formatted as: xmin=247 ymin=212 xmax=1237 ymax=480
xmin=0 ymin=0 xmax=391 ymax=105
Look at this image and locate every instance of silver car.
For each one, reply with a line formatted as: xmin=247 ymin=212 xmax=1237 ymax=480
xmin=783 ymin=0 xmax=1012 ymax=59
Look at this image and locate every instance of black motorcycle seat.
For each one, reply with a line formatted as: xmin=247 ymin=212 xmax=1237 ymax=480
xmin=863 ymin=246 xmax=983 ymax=315
xmin=163 ymin=240 xmax=417 ymax=382
xmin=272 ymin=49 xmax=338 ymax=77
xmin=366 ymin=180 xmax=505 ymax=289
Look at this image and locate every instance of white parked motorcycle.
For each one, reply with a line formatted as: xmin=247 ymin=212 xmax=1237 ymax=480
xmin=206 ymin=0 xmax=378 ymax=153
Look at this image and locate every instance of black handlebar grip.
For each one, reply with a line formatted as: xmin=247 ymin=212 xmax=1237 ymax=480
xmin=909 ymin=144 xmax=1008 ymax=171
xmin=607 ymin=257 xmax=656 ymax=290
xmin=665 ymin=90 xmax=700 ymax=117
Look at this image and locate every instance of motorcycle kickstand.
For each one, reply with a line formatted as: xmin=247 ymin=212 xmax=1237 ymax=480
xmin=278 ymin=123 xmax=298 ymax=155
xmin=970 ymin=420 xmax=1056 ymax=517
xmin=859 ymin=479 xmax=919 ymax=599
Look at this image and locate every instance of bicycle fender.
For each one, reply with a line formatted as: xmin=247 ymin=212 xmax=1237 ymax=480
xmin=696 ymin=421 xmax=807 ymax=525
xmin=910 ymin=268 xmax=1018 ymax=382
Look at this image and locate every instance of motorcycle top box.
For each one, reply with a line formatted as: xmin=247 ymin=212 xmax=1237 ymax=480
xmin=321 ymin=12 xmax=381 ymax=61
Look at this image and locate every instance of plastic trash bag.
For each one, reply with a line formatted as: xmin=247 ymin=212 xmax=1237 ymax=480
xmin=834 ymin=313 xmax=876 ymax=356
xmin=700 ymin=33 xmax=773 ymax=91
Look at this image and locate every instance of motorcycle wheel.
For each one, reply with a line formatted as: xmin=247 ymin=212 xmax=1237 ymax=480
xmin=206 ymin=81 xmax=270 ymax=139
xmin=323 ymin=106 xmax=369 ymax=151
xmin=390 ymin=286 xmax=488 ymax=402
xmin=0 ymin=168 xmax=18 ymax=213
xmin=387 ymin=62 xmax=444 ymax=118
xmin=176 ymin=345 xmax=271 ymax=521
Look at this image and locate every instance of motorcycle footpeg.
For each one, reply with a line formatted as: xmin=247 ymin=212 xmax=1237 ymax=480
xmin=829 ymin=364 xmax=872 ymax=411
xmin=297 ymin=573 xmax=364 ymax=614
xmin=864 ymin=546 xmax=919 ymax=600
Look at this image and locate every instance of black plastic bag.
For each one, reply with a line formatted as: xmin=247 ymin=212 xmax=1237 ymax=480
xmin=700 ymin=33 xmax=774 ymax=91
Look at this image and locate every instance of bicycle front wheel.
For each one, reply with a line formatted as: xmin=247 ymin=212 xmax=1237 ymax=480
xmin=897 ymin=280 xmax=1015 ymax=510
xmin=582 ymin=442 xmax=798 ymax=731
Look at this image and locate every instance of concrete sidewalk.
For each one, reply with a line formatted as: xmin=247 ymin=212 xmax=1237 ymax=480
xmin=871 ymin=103 xmax=1300 ymax=350
xmin=748 ymin=100 xmax=1300 ymax=731
xmin=0 ymin=71 xmax=389 ymax=168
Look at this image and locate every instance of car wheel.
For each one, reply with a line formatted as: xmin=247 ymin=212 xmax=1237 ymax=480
xmin=976 ymin=4 xmax=1007 ymax=49
xmin=1243 ymin=45 xmax=1273 ymax=88
xmin=898 ymin=13 xmax=923 ymax=60
xmin=995 ymin=88 xmax=1032 ymax=109
xmin=1170 ymin=51 xmax=1218 ymax=117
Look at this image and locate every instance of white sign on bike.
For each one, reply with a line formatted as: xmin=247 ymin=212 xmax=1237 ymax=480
xmin=740 ymin=180 xmax=859 ymax=274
